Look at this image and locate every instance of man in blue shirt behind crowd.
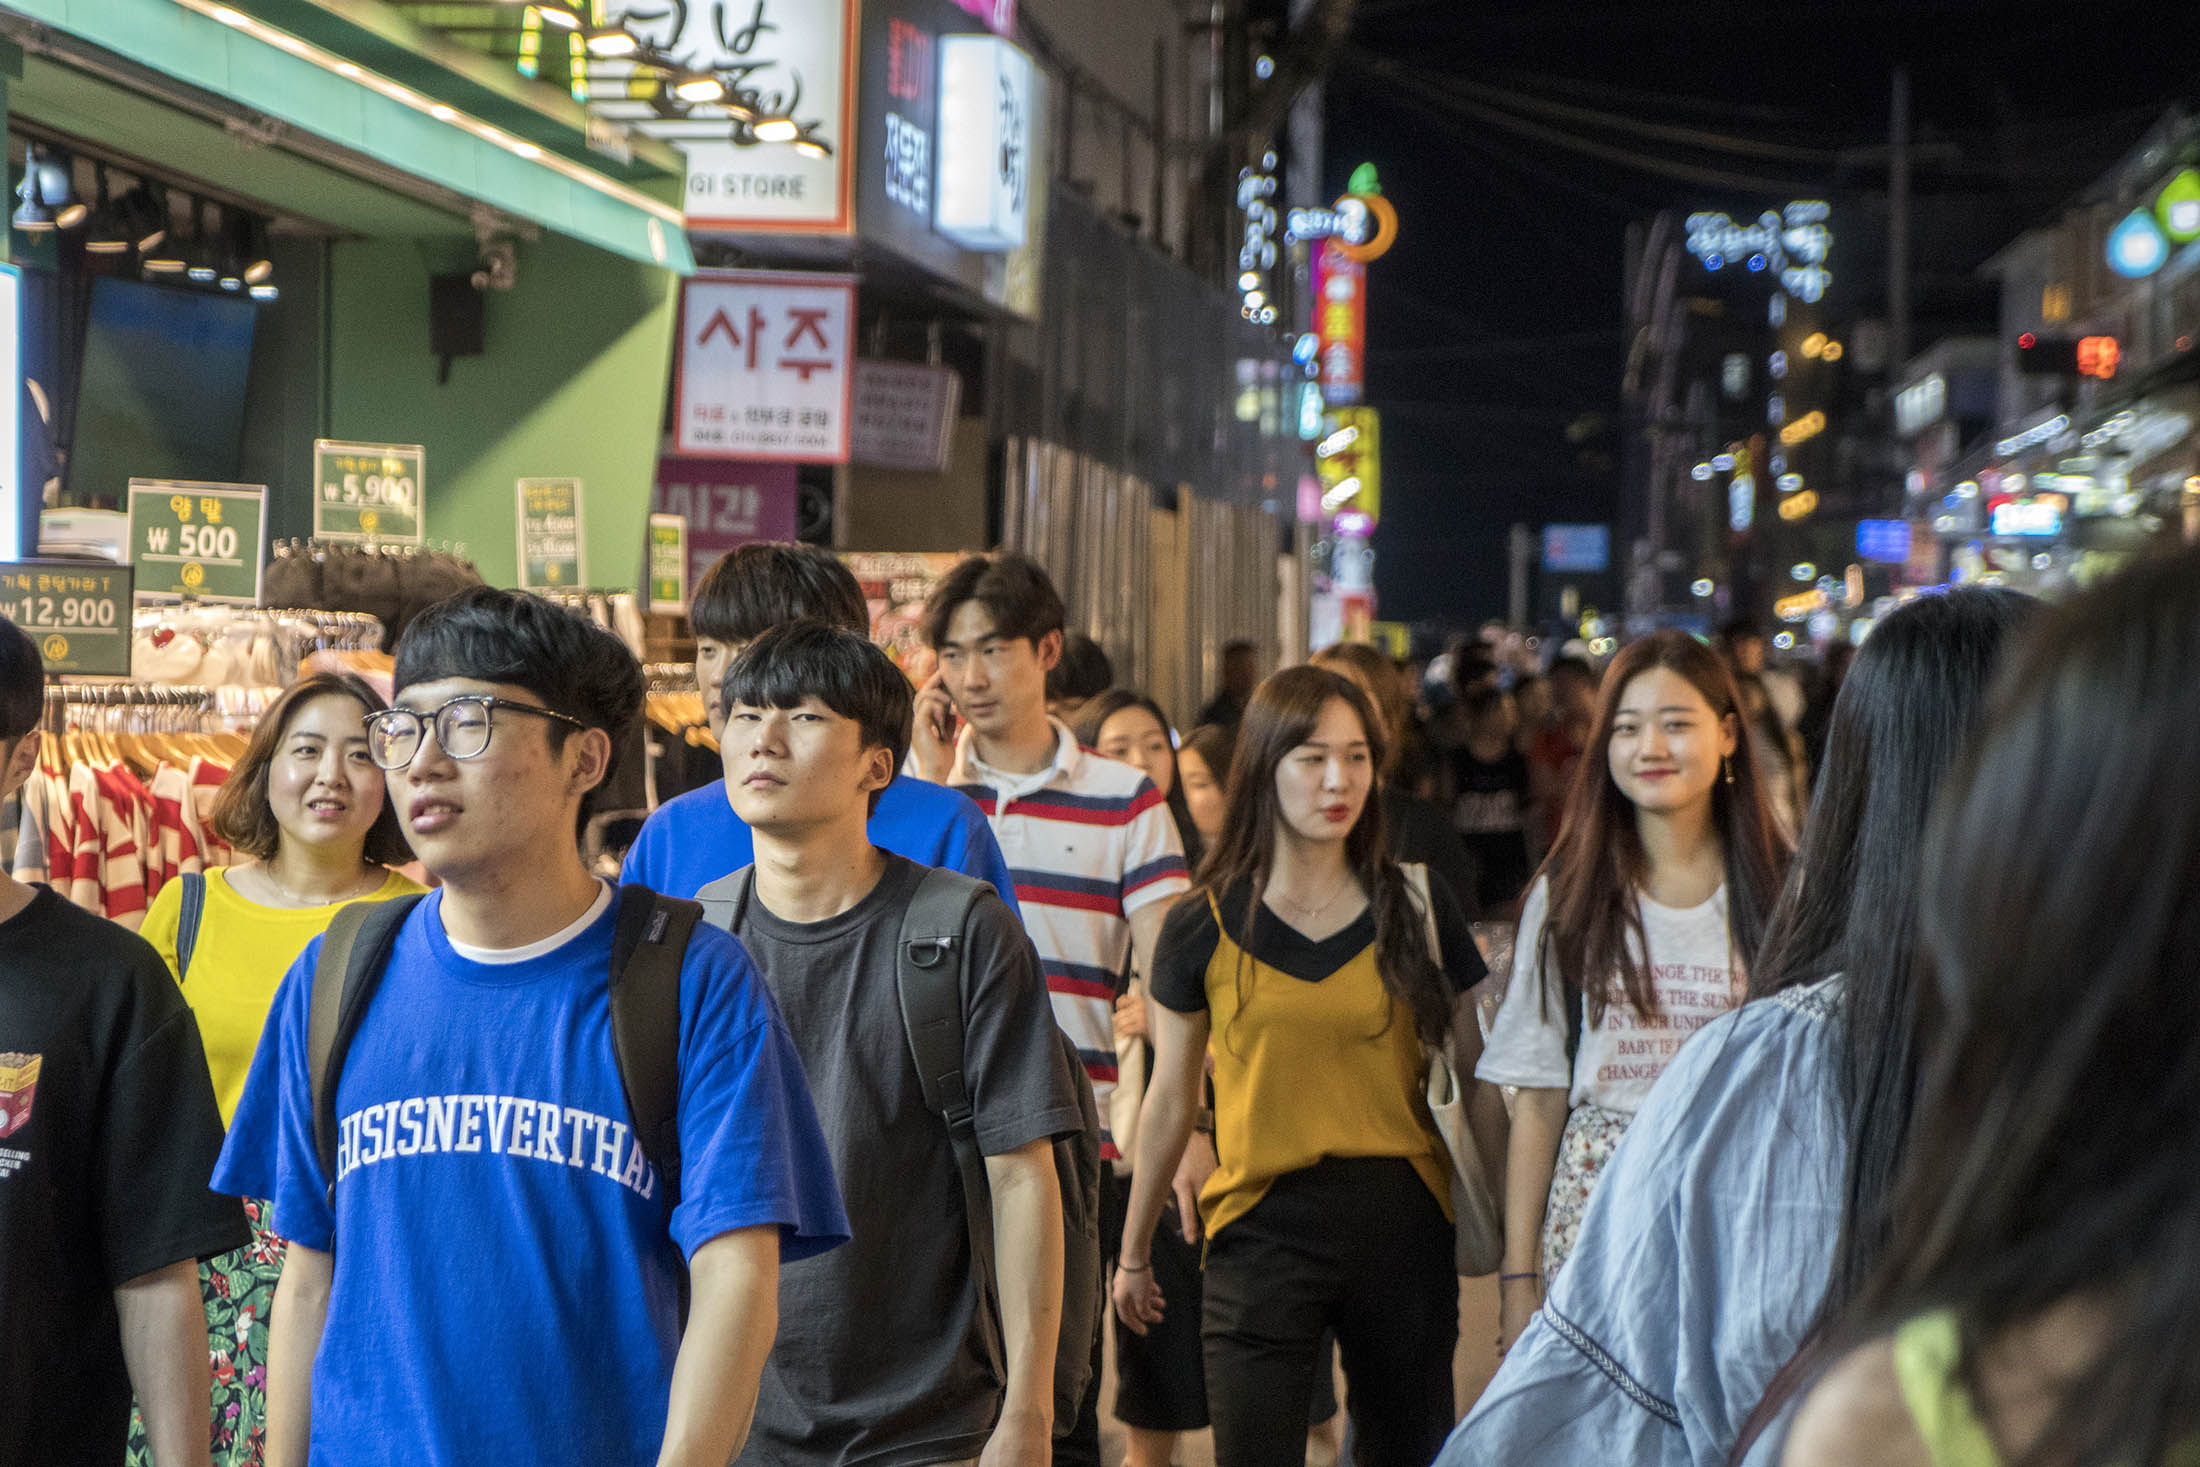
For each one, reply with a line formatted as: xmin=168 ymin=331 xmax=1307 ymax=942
xmin=623 ymin=543 xmax=1018 ymax=909
xmin=215 ymin=587 xmax=848 ymax=1467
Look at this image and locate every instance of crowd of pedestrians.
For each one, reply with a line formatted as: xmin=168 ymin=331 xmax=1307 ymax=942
xmin=10 ymin=534 xmax=2200 ymax=1467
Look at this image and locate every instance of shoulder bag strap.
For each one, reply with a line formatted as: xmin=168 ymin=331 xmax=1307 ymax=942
xmin=896 ymin=867 xmax=1000 ymax=1369
xmin=608 ymin=885 xmax=703 ymax=1214
xmin=175 ymin=872 xmax=206 ymax=981
xmin=310 ymin=894 xmax=424 ymax=1203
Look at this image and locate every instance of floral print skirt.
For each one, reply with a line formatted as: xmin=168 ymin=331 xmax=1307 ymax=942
xmin=1539 ymin=1103 xmax=1631 ymax=1285
xmin=128 ymin=1198 xmax=287 ymax=1467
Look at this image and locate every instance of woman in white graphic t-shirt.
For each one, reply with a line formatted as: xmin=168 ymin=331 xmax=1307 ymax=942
xmin=1478 ymin=630 xmax=1789 ymax=1353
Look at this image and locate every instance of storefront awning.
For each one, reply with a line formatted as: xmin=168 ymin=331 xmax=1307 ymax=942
xmin=0 ymin=0 xmax=693 ymax=272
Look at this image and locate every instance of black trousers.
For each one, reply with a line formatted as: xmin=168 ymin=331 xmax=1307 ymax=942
xmin=1201 ymin=1157 xmax=1456 ymax=1467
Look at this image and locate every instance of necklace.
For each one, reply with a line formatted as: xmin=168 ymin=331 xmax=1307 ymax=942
xmin=1269 ymin=869 xmax=1356 ymax=921
xmin=256 ymin=862 xmax=383 ymax=909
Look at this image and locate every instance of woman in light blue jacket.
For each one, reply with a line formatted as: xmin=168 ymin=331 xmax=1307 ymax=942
xmin=1439 ymin=587 xmax=2037 ymax=1467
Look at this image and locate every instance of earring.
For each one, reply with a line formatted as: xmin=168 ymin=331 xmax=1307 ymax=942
xmin=1723 ymin=755 xmax=1735 ymax=785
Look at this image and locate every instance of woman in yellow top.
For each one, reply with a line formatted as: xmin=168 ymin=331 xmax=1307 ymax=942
xmin=131 ymin=672 xmax=422 ymax=1467
xmin=1114 ymin=665 xmax=1506 ymax=1467
xmin=1779 ymin=551 xmax=2200 ymax=1467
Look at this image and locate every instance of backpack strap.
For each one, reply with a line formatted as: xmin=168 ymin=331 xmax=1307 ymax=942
xmin=693 ymin=868 xmax=753 ymax=939
xmin=895 ymin=867 xmax=1000 ymax=1371
xmin=608 ymin=884 xmax=703 ymax=1215
xmin=175 ymin=872 xmax=206 ymax=982
xmin=310 ymin=895 xmax=425 ymax=1204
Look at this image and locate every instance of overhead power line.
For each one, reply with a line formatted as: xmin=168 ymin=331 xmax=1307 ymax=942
xmin=1339 ymin=47 xmax=1832 ymax=195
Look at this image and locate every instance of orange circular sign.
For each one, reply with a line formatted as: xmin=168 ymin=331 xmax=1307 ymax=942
xmin=1337 ymin=192 xmax=1399 ymax=263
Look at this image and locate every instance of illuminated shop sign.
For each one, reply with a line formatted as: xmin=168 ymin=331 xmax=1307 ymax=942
xmin=1989 ymin=495 xmax=2067 ymax=538
xmin=1316 ymin=407 xmax=1380 ymax=522
xmin=1238 ymin=155 xmax=1279 ymax=323
xmin=936 ymin=34 xmax=1033 ymax=251
xmin=1895 ymin=374 xmax=1946 ymax=435
xmin=1856 ymin=519 xmax=1912 ymax=563
xmin=2108 ymin=208 xmax=2169 ymax=279
xmin=1313 ymin=241 xmax=1365 ymax=406
xmin=606 ymin=0 xmax=856 ymax=234
xmin=1685 ymin=200 xmax=1832 ymax=302
xmin=945 ymin=0 xmax=1015 ymax=35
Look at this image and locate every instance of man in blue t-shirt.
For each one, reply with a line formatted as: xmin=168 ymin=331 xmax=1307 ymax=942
xmin=215 ymin=588 xmax=848 ymax=1467
xmin=622 ymin=543 xmax=1017 ymax=908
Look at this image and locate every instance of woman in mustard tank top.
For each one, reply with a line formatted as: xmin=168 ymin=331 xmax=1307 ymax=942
xmin=1783 ymin=547 xmax=2200 ymax=1467
xmin=1112 ymin=666 xmax=1504 ymax=1467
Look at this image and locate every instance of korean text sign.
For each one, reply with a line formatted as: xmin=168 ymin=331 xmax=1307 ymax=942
xmin=314 ymin=440 xmax=425 ymax=543
xmin=0 ymin=561 xmax=131 ymax=674
xmin=605 ymin=0 xmax=856 ymax=233
xmin=1313 ymin=240 xmax=1365 ymax=407
xmin=676 ymin=272 xmax=857 ymax=463
xmin=126 ymin=480 xmax=266 ymax=605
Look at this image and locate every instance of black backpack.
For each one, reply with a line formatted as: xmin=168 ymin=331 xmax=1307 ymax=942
xmin=303 ymin=885 xmax=703 ymax=1264
xmin=696 ymin=864 xmax=1103 ymax=1439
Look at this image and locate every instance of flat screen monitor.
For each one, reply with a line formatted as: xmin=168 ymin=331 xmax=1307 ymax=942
xmin=66 ymin=278 xmax=256 ymax=506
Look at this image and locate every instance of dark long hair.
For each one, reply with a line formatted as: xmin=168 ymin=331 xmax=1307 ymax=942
xmin=1750 ymin=589 xmax=2039 ymax=1325
xmin=1074 ymin=688 xmax=1200 ymax=866
xmin=1807 ymin=546 xmax=2200 ymax=1466
xmin=1536 ymin=630 xmax=1786 ymax=1025
xmin=1192 ymin=666 xmax=1451 ymax=1046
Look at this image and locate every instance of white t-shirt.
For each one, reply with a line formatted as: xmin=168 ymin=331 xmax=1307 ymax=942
xmin=1477 ymin=875 xmax=1745 ymax=1113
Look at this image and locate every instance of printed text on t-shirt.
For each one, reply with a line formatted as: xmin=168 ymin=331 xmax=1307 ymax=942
xmin=1594 ymin=963 xmax=1736 ymax=1086
xmin=335 ymin=1094 xmax=657 ymax=1199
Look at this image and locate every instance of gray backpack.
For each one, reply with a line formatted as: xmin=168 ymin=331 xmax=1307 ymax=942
xmin=697 ymin=864 xmax=1102 ymax=1439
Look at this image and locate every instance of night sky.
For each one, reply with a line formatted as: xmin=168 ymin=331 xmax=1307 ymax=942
xmin=1325 ymin=0 xmax=2200 ymax=629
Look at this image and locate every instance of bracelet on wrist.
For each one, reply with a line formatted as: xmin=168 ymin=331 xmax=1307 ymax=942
xmin=1117 ymin=1260 xmax=1154 ymax=1275
xmin=1499 ymin=1271 xmax=1541 ymax=1284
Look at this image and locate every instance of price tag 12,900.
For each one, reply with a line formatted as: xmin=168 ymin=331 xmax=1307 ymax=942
xmin=0 ymin=561 xmax=133 ymax=674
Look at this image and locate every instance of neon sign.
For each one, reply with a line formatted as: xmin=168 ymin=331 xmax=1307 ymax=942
xmin=1685 ymin=201 xmax=1833 ymax=302
xmin=1287 ymin=165 xmax=1399 ymax=263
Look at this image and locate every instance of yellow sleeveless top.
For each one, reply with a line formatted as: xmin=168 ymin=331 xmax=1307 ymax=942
xmin=1893 ymin=1312 xmax=2001 ymax=1467
xmin=1893 ymin=1310 xmax=2200 ymax=1467
xmin=1197 ymin=893 xmax=1455 ymax=1242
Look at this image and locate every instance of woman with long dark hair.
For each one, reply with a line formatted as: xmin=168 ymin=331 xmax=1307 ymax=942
xmin=1783 ymin=549 xmax=2200 ymax=1467
xmin=1113 ymin=666 xmax=1499 ymax=1467
xmin=1072 ymin=688 xmax=1210 ymax=1466
xmin=1437 ymin=590 xmax=2036 ymax=1465
xmin=1481 ymin=630 xmax=1788 ymax=1352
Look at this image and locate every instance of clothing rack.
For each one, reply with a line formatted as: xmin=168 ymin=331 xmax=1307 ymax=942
xmin=42 ymin=682 xmax=270 ymax=736
xmin=131 ymin=606 xmax=384 ymax=688
xmin=269 ymin=536 xmax=475 ymax=560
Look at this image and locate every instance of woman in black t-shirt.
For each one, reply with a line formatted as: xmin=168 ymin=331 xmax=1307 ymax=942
xmin=1113 ymin=667 xmax=1503 ymax=1467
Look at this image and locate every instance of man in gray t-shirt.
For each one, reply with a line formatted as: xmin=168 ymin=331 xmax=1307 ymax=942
xmin=714 ymin=622 xmax=1083 ymax=1467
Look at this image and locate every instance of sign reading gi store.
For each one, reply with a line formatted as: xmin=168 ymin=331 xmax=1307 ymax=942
xmin=605 ymin=0 xmax=857 ymax=234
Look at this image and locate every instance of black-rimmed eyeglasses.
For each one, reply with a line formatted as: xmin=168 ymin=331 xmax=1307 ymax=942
xmin=363 ymin=696 xmax=589 ymax=771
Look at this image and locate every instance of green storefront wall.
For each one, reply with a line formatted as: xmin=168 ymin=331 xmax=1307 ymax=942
xmin=327 ymin=233 xmax=678 ymax=592
xmin=0 ymin=0 xmax=691 ymax=591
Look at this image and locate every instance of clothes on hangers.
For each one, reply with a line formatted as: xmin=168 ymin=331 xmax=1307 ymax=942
xmin=23 ymin=687 xmax=245 ymax=922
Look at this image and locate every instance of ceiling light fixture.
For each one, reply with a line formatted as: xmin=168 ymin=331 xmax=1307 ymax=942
xmin=583 ymin=23 xmax=638 ymax=58
xmin=84 ymin=167 xmax=130 ymax=254
xmin=671 ymin=71 xmax=726 ymax=104
xmin=186 ymin=198 xmax=221 ymax=282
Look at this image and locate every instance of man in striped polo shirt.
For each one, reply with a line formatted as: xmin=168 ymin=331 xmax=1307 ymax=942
xmin=909 ymin=553 xmax=1188 ymax=1467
